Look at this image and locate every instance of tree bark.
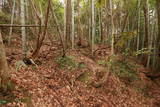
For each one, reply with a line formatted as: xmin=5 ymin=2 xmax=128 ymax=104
xmin=71 ymin=0 xmax=74 ymax=49
xmin=0 ymin=30 xmax=9 ymax=90
xmin=143 ymin=0 xmax=150 ymax=67
xmin=21 ymin=0 xmax=27 ymax=58
xmin=31 ymin=0 xmax=50 ymax=58
xmin=109 ymin=0 xmax=114 ymax=55
xmin=8 ymin=0 xmax=16 ymax=45
xmin=143 ymin=0 xmax=150 ymax=48
xmin=156 ymin=0 xmax=160 ymax=55
xmin=91 ymin=0 xmax=95 ymax=56
xmin=64 ymin=0 xmax=72 ymax=48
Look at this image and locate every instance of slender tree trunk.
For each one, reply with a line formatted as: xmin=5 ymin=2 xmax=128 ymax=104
xmin=143 ymin=0 xmax=150 ymax=67
xmin=64 ymin=0 xmax=72 ymax=48
xmin=136 ymin=0 xmax=141 ymax=52
xmin=152 ymin=23 xmax=157 ymax=70
xmin=143 ymin=0 xmax=149 ymax=47
xmin=0 ymin=30 xmax=10 ymax=91
xmin=21 ymin=0 xmax=27 ymax=58
xmin=0 ymin=0 xmax=2 ymax=12
xmin=109 ymin=0 xmax=114 ymax=54
xmin=77 ymin=0 xmax=83 ymax=46
xmin=32 ymin=0 xmax=50 ymax=58
xmin=9 ymin=0 xmax=16 ymax=45
xmin=91 ymin=0 xmax=95 ymax=56
xmin=50 ymin=3 xmax=65 ymax=56
xmin=88 ymin=0 xmax=91 ymax=45
xmin=99 ymin=7 xmax=103 ymax=43
xmin=156 ymin=0 xmax=160 ymax=56
xmin=64 ymin=0 xmax=67 ymax=48
xmin=71 ymin=0 xmax=74 ymax=49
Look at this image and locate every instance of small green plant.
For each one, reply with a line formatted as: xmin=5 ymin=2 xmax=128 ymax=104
xmin=133 ymin=48 xmax=153 ymax=56
xmin=0 ymin=100 xmax=7 ymax=105
xmin=134 ymin=86 xmax=149 ymax=97
xmin=76 ymin=72 xmax=92 ymax=84
xmin=31 ymin=66 xmax=37 ymax=71
xmin=15 ymin=60 xmax=27 ymax=71
xmin=56 ymin=56 xmax=77 ymax=70
xmin=107 ymin=55 xmax=138 ymax=83
xmin=112 ymin=61 xmax=138 ymax=82
xmin=77 ymin=62 xmax=86 ymax=69
xmin=122 ymin=48 xmax=130 ymax=57
xmin=116 ymin=31 xmax=137 ymax=48
xmin=97 ymin=60 xmax=107 ymax=67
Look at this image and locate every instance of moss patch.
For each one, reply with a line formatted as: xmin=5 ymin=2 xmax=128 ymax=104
xmin=76 ymin=72 xmax=92 ymax=84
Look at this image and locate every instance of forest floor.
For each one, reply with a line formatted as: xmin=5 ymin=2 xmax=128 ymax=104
xmin=1 ymin=35 xmax=160 ymax=107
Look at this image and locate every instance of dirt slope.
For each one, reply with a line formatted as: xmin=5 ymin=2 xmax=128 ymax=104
xmin=1 ymin=42 xmax=160 ymax=107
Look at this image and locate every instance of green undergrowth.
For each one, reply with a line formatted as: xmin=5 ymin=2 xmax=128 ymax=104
xmin=0 ymin=12 xmax=10 ymax=24
xmin=55 ymin=56 xmax=86 ymax=71
xmin=112 ymin=60 xmax=138 ymax=82
xmin=76 ymin=72 xmax=92 ymax=84
xmin=97 ymin=55 xmax=139 ymax=84
xmin=0 ymin=87 xmax=32 ymax=106
xmin=96 ymin=55 xmax=151 ymax=96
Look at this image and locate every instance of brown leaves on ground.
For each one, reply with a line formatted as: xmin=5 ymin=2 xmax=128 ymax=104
xmin=2 ymin=43 xmax=160 ymax=107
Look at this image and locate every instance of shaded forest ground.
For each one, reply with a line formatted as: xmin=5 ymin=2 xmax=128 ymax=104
xmin=0 ymin=34 xmax=160 ymax=107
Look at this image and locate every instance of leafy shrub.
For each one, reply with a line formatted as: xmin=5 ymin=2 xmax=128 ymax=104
xmin=133 ymin=48 xmax=153 ymax=56
xmin=112 ymin=61 xmax=138 ymax=82
xmin=116 ymin=31 xmax=137 ymax=48
xmin=106 ymin=55 xmax=138 ymax=83
xmin=77 ymin=62 xmax=86 ymax=69
xmin=0 ymin=100 xmax=7 ymax=105
xmin=97 ymin=60 xmax=108 ymax=67
xmin=76 ymin=72 xmax=92 ymax=84
xmin=56 ymin=56 xmax=77 ymax=70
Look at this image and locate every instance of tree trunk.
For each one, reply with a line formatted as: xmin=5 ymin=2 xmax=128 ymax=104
xmin=71 ymin=0 xmax=75 ymax=49
xmin=143 ymin=0 xmax=150 ymax=67
xmin=77 ymin=0 xmax=83 ymax=46
xmin=99 ymin=7 xmax=103 ymax=43
xmin=9 ymin=0 xmax=16 ymax=45
xmin=0 ymin=30 xmax=10 ymax=90
xmin=64 ymin=0 xmax=72 ymax=48
xmin=91 ymin=0 xmax=95 ymax=56
xmin=109 ymin=0 xmax=114 ymax=54
xmin=156 ymin=0 xmax=160 ymax=56
xmin=31 ymin=0 xmax=50 ymax=58
xmin=50 ymin=3 xmax=65 ymax=56
xmin=136 ymin=0 xmax=141 ymax=52
xmin=143 ymin=0 xmax=150 ymax=48
xmin=20 ymin=0 xmax=27 ymax=58
xmin=0 ymin=0 xmax=2 ymax=12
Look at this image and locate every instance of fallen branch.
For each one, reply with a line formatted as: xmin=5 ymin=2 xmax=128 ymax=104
xmin=0 ymin=24 xmax=46 ymax=27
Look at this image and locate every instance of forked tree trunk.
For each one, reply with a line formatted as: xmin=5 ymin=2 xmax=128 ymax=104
xmin=31 ymin=0 xmax=50 ymax=58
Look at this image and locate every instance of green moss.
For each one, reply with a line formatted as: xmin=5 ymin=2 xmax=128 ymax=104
xmin=97 ymin=60 xmax=108 ymax=67
xmin=76 ymin=72 xmax=92 ymax=84
xmin=77 ymin=62 xmax=86 ymax=69
xmin=0 ymin=100 xmax=7 ymax=105
xmin=55 ymin=56 xmax=77 ymax=70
